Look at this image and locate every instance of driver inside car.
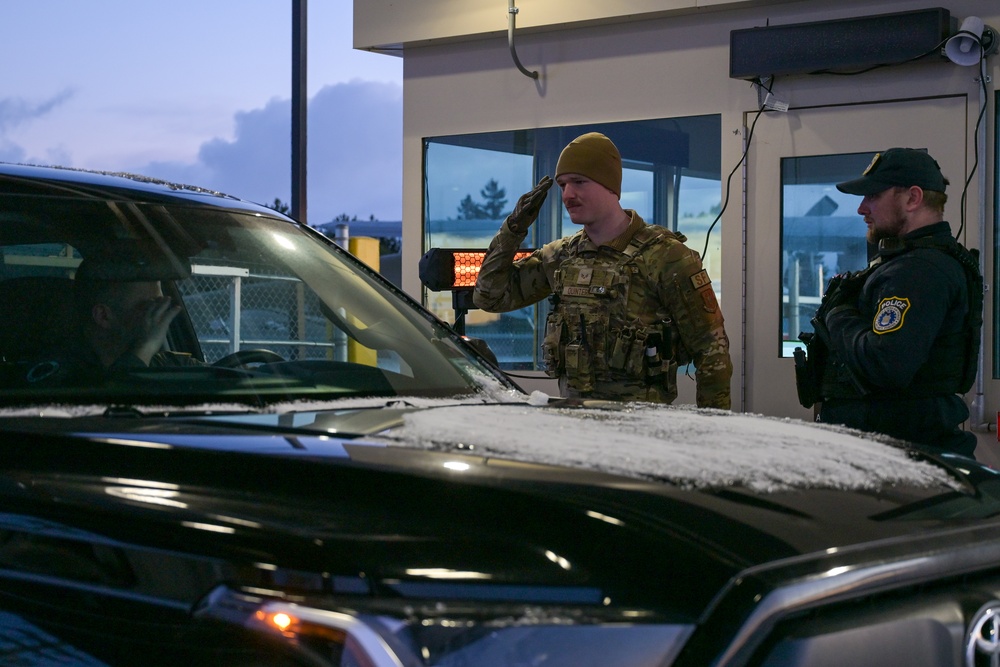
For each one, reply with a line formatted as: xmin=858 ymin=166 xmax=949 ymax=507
xmin=25 ymin=253 xmax=201 ymax=386
xmin=73 ymin=265 xmax=196 ymax=372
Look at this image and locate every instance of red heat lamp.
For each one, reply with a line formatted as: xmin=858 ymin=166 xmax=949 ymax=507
xmin=419 ymin=248 xmax=532 ymax=334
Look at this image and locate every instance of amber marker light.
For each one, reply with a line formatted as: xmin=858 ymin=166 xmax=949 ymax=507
xmin=255 ymin=609 xmax=297 ymax=636
xmin=271 ymin=612 xmax=294 ymax=631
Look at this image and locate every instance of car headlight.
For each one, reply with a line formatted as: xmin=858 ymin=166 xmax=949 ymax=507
xmin=196 ymin=585 xmax=694 ymax=666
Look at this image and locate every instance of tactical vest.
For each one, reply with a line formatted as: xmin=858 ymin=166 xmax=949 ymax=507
xmin=541 ymin=226 xmax=676 ymax=397
xmin=820 ymin=235 xmax=983 ymax=400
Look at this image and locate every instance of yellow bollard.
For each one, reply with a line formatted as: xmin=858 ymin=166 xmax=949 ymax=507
xmin=346 ymin=237 xmax=379 ymax=366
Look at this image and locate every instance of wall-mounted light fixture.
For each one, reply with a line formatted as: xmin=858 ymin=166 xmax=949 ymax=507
xmin=508 ymin=0 xmax=538 ymax=79
xmin=945 ymin=16 xmax=998 ymax=66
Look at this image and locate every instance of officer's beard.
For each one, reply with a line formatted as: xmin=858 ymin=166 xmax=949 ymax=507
xmin=865 ymin=209 xmax=907 ymax=245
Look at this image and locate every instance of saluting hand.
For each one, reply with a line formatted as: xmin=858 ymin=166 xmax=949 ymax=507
xmin=506 ymin=176 xmax=553 ymax=234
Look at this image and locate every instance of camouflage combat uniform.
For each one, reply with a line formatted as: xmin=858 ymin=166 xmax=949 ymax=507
xmin=474 ymin=210 xmax=732 ymax=408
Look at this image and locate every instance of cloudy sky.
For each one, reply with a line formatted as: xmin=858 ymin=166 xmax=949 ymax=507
xmin=2 ymin=1 xmax=403 ymax=225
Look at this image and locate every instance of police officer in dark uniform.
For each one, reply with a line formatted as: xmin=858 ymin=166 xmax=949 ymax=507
xmin=804 ymin=148 xmax=982 ymax=457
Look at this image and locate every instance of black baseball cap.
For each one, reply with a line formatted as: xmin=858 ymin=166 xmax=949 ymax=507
xmin=836 ymin=148 xmax=947 ymax=196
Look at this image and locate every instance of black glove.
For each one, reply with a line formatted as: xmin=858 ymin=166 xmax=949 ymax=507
xmin=824 ymin=303 xmax=861 ymax=327
xmin=506 ymin=176 xmax=553 ymax=234
xmin=812 ymin=310 xmax=868 ymax=396
xmin=817 ymin=270 xmax=865 ymax=319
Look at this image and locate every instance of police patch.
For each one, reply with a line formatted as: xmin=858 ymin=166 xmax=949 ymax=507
xmin=873 ymin=296 xmax=910 ymax=334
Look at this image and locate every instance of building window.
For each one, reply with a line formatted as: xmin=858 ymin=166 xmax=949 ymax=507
xmin=423 ymin=116 xmax=722 ymax=371
xmin=780 ymin=153 xmax=873 ymax=357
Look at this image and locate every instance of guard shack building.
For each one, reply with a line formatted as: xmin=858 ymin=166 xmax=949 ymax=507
xmin=354 ymin=0 xmax=1000 ymax=438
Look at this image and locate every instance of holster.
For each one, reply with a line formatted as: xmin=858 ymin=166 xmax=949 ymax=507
xmin=793 ymin=331 xmax=824 ymax=408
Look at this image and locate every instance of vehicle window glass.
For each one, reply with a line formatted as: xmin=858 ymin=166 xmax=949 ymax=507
xmin=0 ymin=195 xmax=506 ymax=406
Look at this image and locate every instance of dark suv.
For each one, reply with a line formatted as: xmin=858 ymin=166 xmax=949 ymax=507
xmin=0 ymin=163 xmax=999 ymax=667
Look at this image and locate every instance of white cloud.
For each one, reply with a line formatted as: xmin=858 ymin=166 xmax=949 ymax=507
xmin=0 ymin=90 xmax=75 ymax=133
xmin=0 ymin=90 xmax=76 ymax=163
xmin=138 ymin=80 xmax=403 ymax=224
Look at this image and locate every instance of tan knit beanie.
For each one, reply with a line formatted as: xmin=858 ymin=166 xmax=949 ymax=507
xmin=555 ymin=132 xmax=622 ymax=198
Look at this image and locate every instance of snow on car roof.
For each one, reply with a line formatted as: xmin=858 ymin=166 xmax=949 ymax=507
xmin=6 ymin=162 xmax=237 ymax=198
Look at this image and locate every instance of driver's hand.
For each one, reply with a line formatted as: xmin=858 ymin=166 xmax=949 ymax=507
xmin=129 ymin=296 xmax=182 ymax=365
xmin=505 ymin=176 xmax=553 ymax=234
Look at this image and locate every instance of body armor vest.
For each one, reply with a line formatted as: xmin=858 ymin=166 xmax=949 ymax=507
xmin=819 ymin=236 xmax=982 ymax=400
xmin=542 ymin=227 xmax=674 ymax=397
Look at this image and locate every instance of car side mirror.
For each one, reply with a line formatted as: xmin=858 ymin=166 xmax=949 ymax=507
xmin=462 ymin=336 xmax=499 ymax=367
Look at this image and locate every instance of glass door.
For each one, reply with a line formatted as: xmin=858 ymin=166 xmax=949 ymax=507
xmin=744 ymin=96 xmax=970 ymax=419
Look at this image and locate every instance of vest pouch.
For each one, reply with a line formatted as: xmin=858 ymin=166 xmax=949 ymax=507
xmin=643 ymin=331 xmax=664 ymax=382
xmin=541 ymin=311 xmax=565 ymax=378
xmin=645 ymin=349 xmax=665 ymax=381
xmin=608 ymin=327 xmax=635 ymax=371
xmin=624 ymin=328 xmax=649 ymax=379
xmin=564 ymin=341 xmax=595 ymax=392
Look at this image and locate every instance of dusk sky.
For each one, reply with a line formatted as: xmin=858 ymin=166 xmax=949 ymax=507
xmin=2 ymin=1 xmax=403 ymax=224
xmin=3 ymin=3 xmax=807 ymax=229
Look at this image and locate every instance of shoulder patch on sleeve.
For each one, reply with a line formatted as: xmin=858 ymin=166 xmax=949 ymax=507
xmin=690 ymin=269 xmax=712 ymax=290
xmin=873 ymin=296 xmax=910 ymax=334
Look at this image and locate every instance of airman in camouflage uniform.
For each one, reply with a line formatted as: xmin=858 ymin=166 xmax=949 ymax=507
xmin=474 ymin=132 xmax=732 ymax=408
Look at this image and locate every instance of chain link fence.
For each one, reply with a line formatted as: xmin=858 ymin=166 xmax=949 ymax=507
xmin=179 ymin=265 xmax=341 ymax=363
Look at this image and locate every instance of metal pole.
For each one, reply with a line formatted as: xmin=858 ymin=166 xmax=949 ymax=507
xmin=334 ymin=223 xmax=349 ymax=249
xmin=292 ymin=0 xmax=308 ymax=224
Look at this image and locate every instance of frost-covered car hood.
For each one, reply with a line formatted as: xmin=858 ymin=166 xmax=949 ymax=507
xmin=362 ymin=399 xmax=953 ymax=493
xmin=7 ymin=394 xmax=957 ymax=491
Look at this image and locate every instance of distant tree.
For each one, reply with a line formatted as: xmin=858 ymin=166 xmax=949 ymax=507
xmin=333 ymin=213 xmax=359 ymax=222
xmin=457 ymin=194 xmax=486 ymax=220
xmin=457 ymin=179 xmax=508 ymax=219
xmin=267 ymin=198 xmax=291 ymax=214
xmin=479 ymin=179 xmax=507 ymax=219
